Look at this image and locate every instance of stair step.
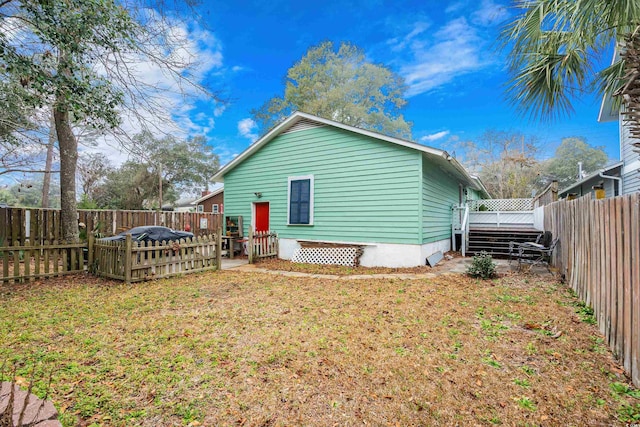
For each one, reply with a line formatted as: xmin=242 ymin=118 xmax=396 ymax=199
xmin=464 ymin=227 xmax=545 ymax=259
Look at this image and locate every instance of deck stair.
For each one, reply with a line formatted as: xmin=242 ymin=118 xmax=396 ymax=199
xmin=467 ymin=227 xmax=542 ymax=258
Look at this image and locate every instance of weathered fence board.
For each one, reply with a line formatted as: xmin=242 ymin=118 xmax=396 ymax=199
xmin=544 ymin=193 xmax=640 ymax=387
xmin=247 ymin=230 xmax=278 ymax=263
xmin=0 ymin=240 xmax=86 ymax=283
xmin=93 ymin=233 xmax=220 ymax=283
xmin=0 ymin=207 xmax=222 ymax=245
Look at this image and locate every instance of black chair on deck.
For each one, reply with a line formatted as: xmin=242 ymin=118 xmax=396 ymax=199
xmin=514 ymin=232 xmax=558 ymax=274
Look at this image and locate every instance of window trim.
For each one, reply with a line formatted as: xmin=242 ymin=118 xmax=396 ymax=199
xmin=197 ymin=204 xmax=204 ymax=213
xmin=212 ymin=204 xmax=219 ymax=214
xmin=287 ymin=175 xmax=314 ymax=225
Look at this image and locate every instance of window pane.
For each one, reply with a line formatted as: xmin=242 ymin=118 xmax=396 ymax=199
xmin=291 ymin=181 xmax=300 ymax=202
xmin=290 ymin=208 xmax=299 ymax=224
xmin=289 ymin=178 xmax=311 ymax=224
xmin=299 ymin=202 xmax=309 ymax=224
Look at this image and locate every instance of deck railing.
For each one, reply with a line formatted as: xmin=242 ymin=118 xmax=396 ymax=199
xmin=469 ymin=198 xmax=533 ymax=212
xmin=467 ymin=198 xmax=536 ymax=229
xmin=451 ymin=204 xmax=470 ymax=255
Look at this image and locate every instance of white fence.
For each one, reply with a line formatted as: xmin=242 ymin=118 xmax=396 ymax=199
xmin=466 ymin=198 xmax=537 ymax=229
xmin=469 ymin=211 xmax=536 ymax=228
xmin=469 ymin=198 xmax=533 ymax=212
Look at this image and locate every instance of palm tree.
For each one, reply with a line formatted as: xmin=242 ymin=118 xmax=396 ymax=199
xmin=500 ymin=0 xmax=640 ymax=124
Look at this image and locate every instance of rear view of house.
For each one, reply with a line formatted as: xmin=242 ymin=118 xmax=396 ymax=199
xmin=212 ymin=112 xmax=488 ymax=267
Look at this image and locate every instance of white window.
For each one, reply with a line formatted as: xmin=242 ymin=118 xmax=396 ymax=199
xmin=197 ymin=205 xmax=204 ymax=212
xmin=212 ymin=204 xmax=219 ymax=214
xmin=287 ymin=175 xmax=314 ymax=225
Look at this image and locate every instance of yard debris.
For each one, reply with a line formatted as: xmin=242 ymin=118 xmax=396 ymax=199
xmin=0 ymin=271 xmax=636 ymax=426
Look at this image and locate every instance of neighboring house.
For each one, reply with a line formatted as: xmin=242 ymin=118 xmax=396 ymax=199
xmin=162 ymin=196 xmax=196 ymax=212
xmin=593 ymin=63 xmax=640 ymax=196
xmin=212 ymin=112 xmax=489 ymax=268
xmin=191 ymin=187 xmax=224 ymax=214
xmin=558 ymin=161 xmax=623 ymax=199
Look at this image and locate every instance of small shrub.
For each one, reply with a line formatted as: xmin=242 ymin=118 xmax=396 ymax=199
xmin=467 ymin=251 xmax=497 ymax=279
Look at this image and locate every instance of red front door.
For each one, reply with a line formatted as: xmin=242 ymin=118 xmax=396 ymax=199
xmin=254 ymin=202 xmax=269 ymax=232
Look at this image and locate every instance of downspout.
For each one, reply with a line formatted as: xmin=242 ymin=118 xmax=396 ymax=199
xmin=599 ymin=171 xmax=622 ymax=196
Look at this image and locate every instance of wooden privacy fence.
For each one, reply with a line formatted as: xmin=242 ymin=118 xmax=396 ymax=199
xmin=247 ymin=230 xmax=278 ymax=263
xmin=0 ymin=240 xmax=85 ymax=283
xmin=92 ymin=233 xmax=222 ymax=283
xmin=0 ymin=207 xmax=222 ymax=245
xmin=544 ymin=193 xmax=640 ymax=386
xmin=533 ymin=180 xmax=559 ymax=208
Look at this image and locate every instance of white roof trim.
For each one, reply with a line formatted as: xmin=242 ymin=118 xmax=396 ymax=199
xmin=191 ymin=186 xmax=224 ymax=205
xmin=558 ymin=161 xmax=624 ymax=194
xmin=598 ymin=48 xmax=621 ymax=123
xmin=212 ymin=112 xmax=484 ymax=192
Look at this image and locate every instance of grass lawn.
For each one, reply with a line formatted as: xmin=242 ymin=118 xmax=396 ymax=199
xmin=1 ymin=269 xmax=639 ymax=426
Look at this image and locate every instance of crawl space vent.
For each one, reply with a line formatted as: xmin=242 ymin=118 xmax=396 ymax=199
xmin=291 ymin=246 xmax=363 ymax=267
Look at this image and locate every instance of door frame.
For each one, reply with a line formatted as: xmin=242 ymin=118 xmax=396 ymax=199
xmin=251 ymin=201 xmax=270 ymax=232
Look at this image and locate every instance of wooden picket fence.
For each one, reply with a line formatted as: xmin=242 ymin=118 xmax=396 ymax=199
xmin=0 ymin=240 xmax=86 ymax=283
xmin=92 ymin=233 xmax=222 ymax=283
xmin=0 ymin=207 xmax=222 ymax=245
xmin=544 ymin=193 xmax=640 ymax=386
xmin=247 ymin=230 xmax=278 ymax=263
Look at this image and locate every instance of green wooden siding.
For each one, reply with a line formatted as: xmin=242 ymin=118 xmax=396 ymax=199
xmin=224 ymin=126 xmax=422 ymax=244
xmin=421 ymin=155 xmax=460 ymax=244
xmin=465 ymin=187 xmax=483 ymax=202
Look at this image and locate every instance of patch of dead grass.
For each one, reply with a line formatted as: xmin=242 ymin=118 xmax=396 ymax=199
xmin=0 ymin=271 xmax=637 ymax=426
xmin=255 ymin=257 xmax=441 ymax=275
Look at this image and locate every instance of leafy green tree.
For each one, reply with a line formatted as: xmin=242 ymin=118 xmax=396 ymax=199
xmin=0 ymin=180 xmax=60 ymax=208
xmin=94 ymin=132 xmax=218 ymax=209
xmin=252 ymin=41 xmax=412 ymax=139
xmin=0 ymin=80 xmax=36 ymax=146
xmin=500 ymin=1 xmax=640 ymax=120
xmin=94 ymin=161 xmax=156 ymax=210
xmin=129 ymin=132 xmax=219 ymax=209
xmin=543 ymin=137 xmax=609 ymax=189
xmin=1 ymin=0 xmax=219 ymax=242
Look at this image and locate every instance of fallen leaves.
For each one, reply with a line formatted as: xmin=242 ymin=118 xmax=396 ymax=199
xmin=0 ymin=271 xmax=635 ymax=426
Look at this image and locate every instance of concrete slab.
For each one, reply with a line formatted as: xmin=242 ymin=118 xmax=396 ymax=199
xmin=220 ymin=259 xmax=249 ymax=270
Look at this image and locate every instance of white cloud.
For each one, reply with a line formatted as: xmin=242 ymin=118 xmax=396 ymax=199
xmin=238 ymin=118 xmax=259 ymax=142
xmin=213 ymin=105 xmax=226 ymax=117
xmin=386 ymin=2 xmax=509 ymax=97
xmin=84 ymin=16 xmax=225 ymax=166
xmin=386 ymin=21 xmax=430 ymax=52
xmin=471 ymin=0 xmax=509 ymax=26
xmin=421 ymin=130 xmax=450 ymax=142
xmin=445 ymin=1 xmax=467 ymax=14
xmin=400 ymin=17 xmax=489 ymax=96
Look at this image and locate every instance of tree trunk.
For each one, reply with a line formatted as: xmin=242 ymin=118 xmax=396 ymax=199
xmin=41 ymin=112 xmax=56 ymax=208
xmin=55 ymin=105 xmax=79 ymax=243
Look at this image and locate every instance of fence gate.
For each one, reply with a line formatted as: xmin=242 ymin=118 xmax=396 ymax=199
xmin=247 ymin=230 xmax=278 ymax=263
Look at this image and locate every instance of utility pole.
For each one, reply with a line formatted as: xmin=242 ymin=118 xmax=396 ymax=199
xmin=158 ymin=163 xmax=163 ymax=211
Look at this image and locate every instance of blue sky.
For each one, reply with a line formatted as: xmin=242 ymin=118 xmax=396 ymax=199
xmin=180 ymin=0 xmax=620 ymax=166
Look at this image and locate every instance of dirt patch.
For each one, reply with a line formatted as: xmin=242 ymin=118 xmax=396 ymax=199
xmin=256 ymin=252 xmax=463 ymax=276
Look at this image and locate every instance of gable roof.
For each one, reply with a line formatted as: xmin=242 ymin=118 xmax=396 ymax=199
xmin=558 ymin=161 xmax=624 ymax=196
xmin=191 ymin=185 xmax=224 ymax=205
xmin=213 ymin=112 xmax=490 ymax=197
